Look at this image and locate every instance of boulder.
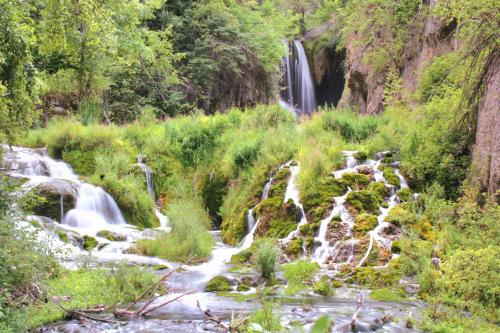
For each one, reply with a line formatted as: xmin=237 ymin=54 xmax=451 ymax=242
xmin=32 ymin=179 xmax=78 ymax=221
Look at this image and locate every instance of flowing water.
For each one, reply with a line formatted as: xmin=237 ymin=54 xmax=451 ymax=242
xmin=1 ymin=146 xmax=422 ymax=332
xmin=280 ymin=40 xmax=317 ymax=116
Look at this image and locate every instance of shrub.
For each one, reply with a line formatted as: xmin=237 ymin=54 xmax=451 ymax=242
xmin=254 ymin=239 xmax=278 ymax=279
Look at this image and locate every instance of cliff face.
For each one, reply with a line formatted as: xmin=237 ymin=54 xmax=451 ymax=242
xmin=472 ymin=54 xmax=500 ymax=195
xmin=340 ymin=1 xmax=457 ymax=114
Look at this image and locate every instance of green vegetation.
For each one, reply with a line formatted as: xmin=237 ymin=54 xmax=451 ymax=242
xmin=346 ymin=190 xmax=381 ymax=215
xmin=313 ymin=276 xmax=335 ymax=296
xmin=353 ymin=214 xmax=378 ymax=237
xmin=254 ymin=239 xmax=278 ymax=280
xmin=205 ymin=275 xmax=232 ymax=292
xmin=283 ymin=260 xmax=319 ymax=294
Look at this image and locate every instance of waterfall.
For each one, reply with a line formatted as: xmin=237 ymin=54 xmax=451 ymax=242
xmin=2 ymin=146 xmax=127 ymax=229
xmin=280 ymin=40 xmax=317 ymax=116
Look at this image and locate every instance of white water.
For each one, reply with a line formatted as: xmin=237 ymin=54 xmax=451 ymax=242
xmin=280 ymin=40 xmax=316 ymax=115
xmin=282 ymin=162 xmax=308 ymax=241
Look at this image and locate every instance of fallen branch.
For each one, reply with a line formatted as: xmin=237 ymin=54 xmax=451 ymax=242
xmin=197 ymin=300 xmax=246 ymax=333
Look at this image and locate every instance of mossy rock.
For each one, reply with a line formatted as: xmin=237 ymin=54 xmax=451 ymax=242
xmin=299 ymin=222 xmax=320 ymax=237
xmin=313 ymin=276 xmax=334 ymax=296
xmin=385 ymin=206 xmax=417 ymax=227
xmin=231 ymin=249 xmax=252 ymax=264
xmin=83 ymin=235 xmax=98 ymax=251
xmin=302 ymin=177 xmax=349 ymax=220
xmin=353 ymin=214 xmax=378 ymax=237
xmin=398 ymin=188 xmax=413 ymax=202
xmin=206 ymin=275 xmax=232 ymax=292
xmin=221 ymin=209 xmax=247 ymax=245
xmin=342 ymin=172 xmax=371 ymax=190
xmin=201 ymin=172 xmax=228 ymax=227
xmin=237 ymin=284 xmax=250 ymax=292
xmin=382 ymin=166 xmax=400 ymax=187
xmin=346 ymin=190 xmax=381 ymax=215
xmin=267 ymin=168 xmax=291 ymax=199
xmin=367 ymin=181 xmax=390 ymax=199
xmin=354 ymin=151 xmax=368 ymax=162
xmin=381 ymin=152 xmax=398 ymax=164
xmin=255 ymin=198 xmax=299 ymax=239
xmin=273 ymin=167 xmax=291 ymax=183
xmin=331 ymin=280 xmax=342 ymax=288
xmin=153 ymin=264 xmax=169 ymax=271
xmin=351 ymin=266 xmax=402 ymax=288
xmin=31 ymin=179 xmax=78 ymax=221
xmin=55 ymin=230 xmax=68 ymax=243
xmin=285 ymin=238 xmax=303 ymax=257
xmin=96 ymin=230 xmax=127 ymax=242
xmin=289 ymin=160 xmax=299 ymax=167
xmin=304 ymin=237 xmax=315 ymax=250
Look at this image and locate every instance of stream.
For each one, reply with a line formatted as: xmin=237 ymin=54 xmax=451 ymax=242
xmin=1 ymin=145 xmax=424 ymax=332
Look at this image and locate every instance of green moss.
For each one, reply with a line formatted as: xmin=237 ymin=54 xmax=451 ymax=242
xmin=96 ymin=230 xmax=127 ymax=242
xmin=62 ymin=150 xmax=96 ymax=176
xmin=367 ymin=181 xmax=390 ymax=199
xmin=304 ymin=236 xmax=315 ymax=250
xmin=55 ymin=230 xmax=68 ymax=243
xmin=285 ymin=238 xmax=303 ymax=257
xmin=346 ymin=190 xmax=381 ymax=215
xmin=237 ymin=284 xmax=250 ymax=292
xmin=370 ymin=288 xmax=405 ymax=301
xmin=383 ymin=166 xmax=401 ymax=187
xmin=152 ymin=264 xmax=169 ymax=271
xmin=256 ymin=198 xmax=299 ymax=239
xmin=353 ymin=214 xmax=378 ymax=237
xmin=385 ymin=206 xmax=417 ymax=226
xmin=230 ymin=248 xmax=252 ymax=264
xmin=331 ymin=280 xmax=342 ymax=288
xmin=206 ymin=275 xmax=232 ymax=292
xmin=313 ymin=276 xmax=334 ymax=296
xmin=391 ymin=240 xmax=401 ymax=253
xmin=83 ymin=235 xmax=98 ymax=251
xmin=354 ymin=151 xmax=368 ymax=162
xmin=302 ymin=176 xmax=349 ymax=221
xmin=299 ymin=222 xmax=320 ymax=237
xmin=342 ymin=172 xmax=371 ymax=190
xmin=351 ymin=265 xmax=402 ymax=288
xmin=201 ymin=172 xmax=228 ymax=227
xmin=398 ymin=188 xmax=413 ymax=202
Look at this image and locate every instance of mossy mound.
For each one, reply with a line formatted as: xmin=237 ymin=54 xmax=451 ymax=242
xmin=83 ymin=235 xmax=98 ymax=251
xmin=391 ymin=240 xmax=401 ymax=253
xmin=267 ymin=167 xmax=291 ymax=198
xmin=367 ymin=181 xmax=390 ymax=199
xmin=346 ymin=190 xmax=381 ymax=215
xmin=382 ymin=166 xmax=400 ymax=187
xmin=353 ymin=214 xmax=378 ymax=237
xmin=354 ymin=151 xmax=368 ymax=162
xmin=385 ymin=206 xmax=417 ymax=227
xmin=303 ymin=176 xmax=349 ymax=222
xmin=299 ymin=222 xmax=320 ymax=237
xmin=342 ymin=172 xmax=371 ymax=190
xmin=62 ymin=150 xmax=96 ymax=176
xmin=222 ymin=209 xmax=248 ymax=246
xmin=206 ymin=275 xmax=232 ymax=292
xmin=55 ymin=230 xmax=68 ymax=243
xmin=96 ymin=230 xmax=127 ymax=242
xmin=313 ymin=276 xmax=334 ymax=296
xmin=285 ymin=238 xmax=303 ymax=257
xmin=237 ymin=284 xmax=250 ymax=292
xmin=230 ymin=248 xmax=252 ymax=264
xmin=398 ymin=188 xmax=413 ymax=202
xmin=153 ymin=264 xmax=169 ymax=271
xmin=255 ymin=198 xmax=299 ymax=239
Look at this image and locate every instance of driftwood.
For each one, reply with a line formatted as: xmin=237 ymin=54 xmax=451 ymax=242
xmin=197 ymin=300 xmax=247 ymax=333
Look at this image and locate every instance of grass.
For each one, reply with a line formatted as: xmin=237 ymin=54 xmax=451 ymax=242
xmin=283 ymin=260 xmax=319 ymax=295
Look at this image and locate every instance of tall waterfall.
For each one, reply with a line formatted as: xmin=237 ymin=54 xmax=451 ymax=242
xmin=281 ymin=40 xmax=317 ymax=115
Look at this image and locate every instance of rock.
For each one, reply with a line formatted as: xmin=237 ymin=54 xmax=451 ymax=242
xmin=83 ymin=235 xmax=98 ymax=251
xmin=399 ymin=278 xmax=420 ymax=295
xmin=431 ymin=257 xmax=441 ymax=267
xmin=152 ymin=264 xmax=169 ymax=271
xmin=32 ymin=179 xmax=78 ymax=221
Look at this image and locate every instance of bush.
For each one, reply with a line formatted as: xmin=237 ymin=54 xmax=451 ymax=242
xmin=133 ymin=196 xmax=214 ymax=262
xmin=254 ymin=239 xmax=278 ymax=279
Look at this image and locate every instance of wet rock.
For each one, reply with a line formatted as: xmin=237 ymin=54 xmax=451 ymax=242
xmin=431 ymin=257 xmax=441 ymax=267
xmin=32 ymin=179 xmax=78 ymax=221
xmin=83 ymin=235 xmax=98 ymax=251
xmin=399 ymin=278 xmax=420 ymax=295
xmin=357 ymin=165 xmax=374 ymax=175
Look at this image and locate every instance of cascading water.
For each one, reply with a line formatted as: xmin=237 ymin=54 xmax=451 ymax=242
xmin=280 ymin=40 xmax=317 ymax=116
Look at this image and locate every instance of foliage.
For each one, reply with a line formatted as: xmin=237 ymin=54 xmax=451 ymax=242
xmin=283 ymin=260 xmax=319 ymax=294
xmin=254 ymin=238 xmax=278 ymax=279
xmin=205 ymin=275 xmax=232 ymax=292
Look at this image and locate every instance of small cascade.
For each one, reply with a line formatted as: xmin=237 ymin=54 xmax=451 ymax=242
xmin=282 ymin=161 xmax=307 ymax=241
xmin=2 ymin=146 xmax=128 ymax=230
xmin=280 ymin=40 xmax=317 ymax=116
xmin=64 ymin=183 xmax=126 ymax=228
